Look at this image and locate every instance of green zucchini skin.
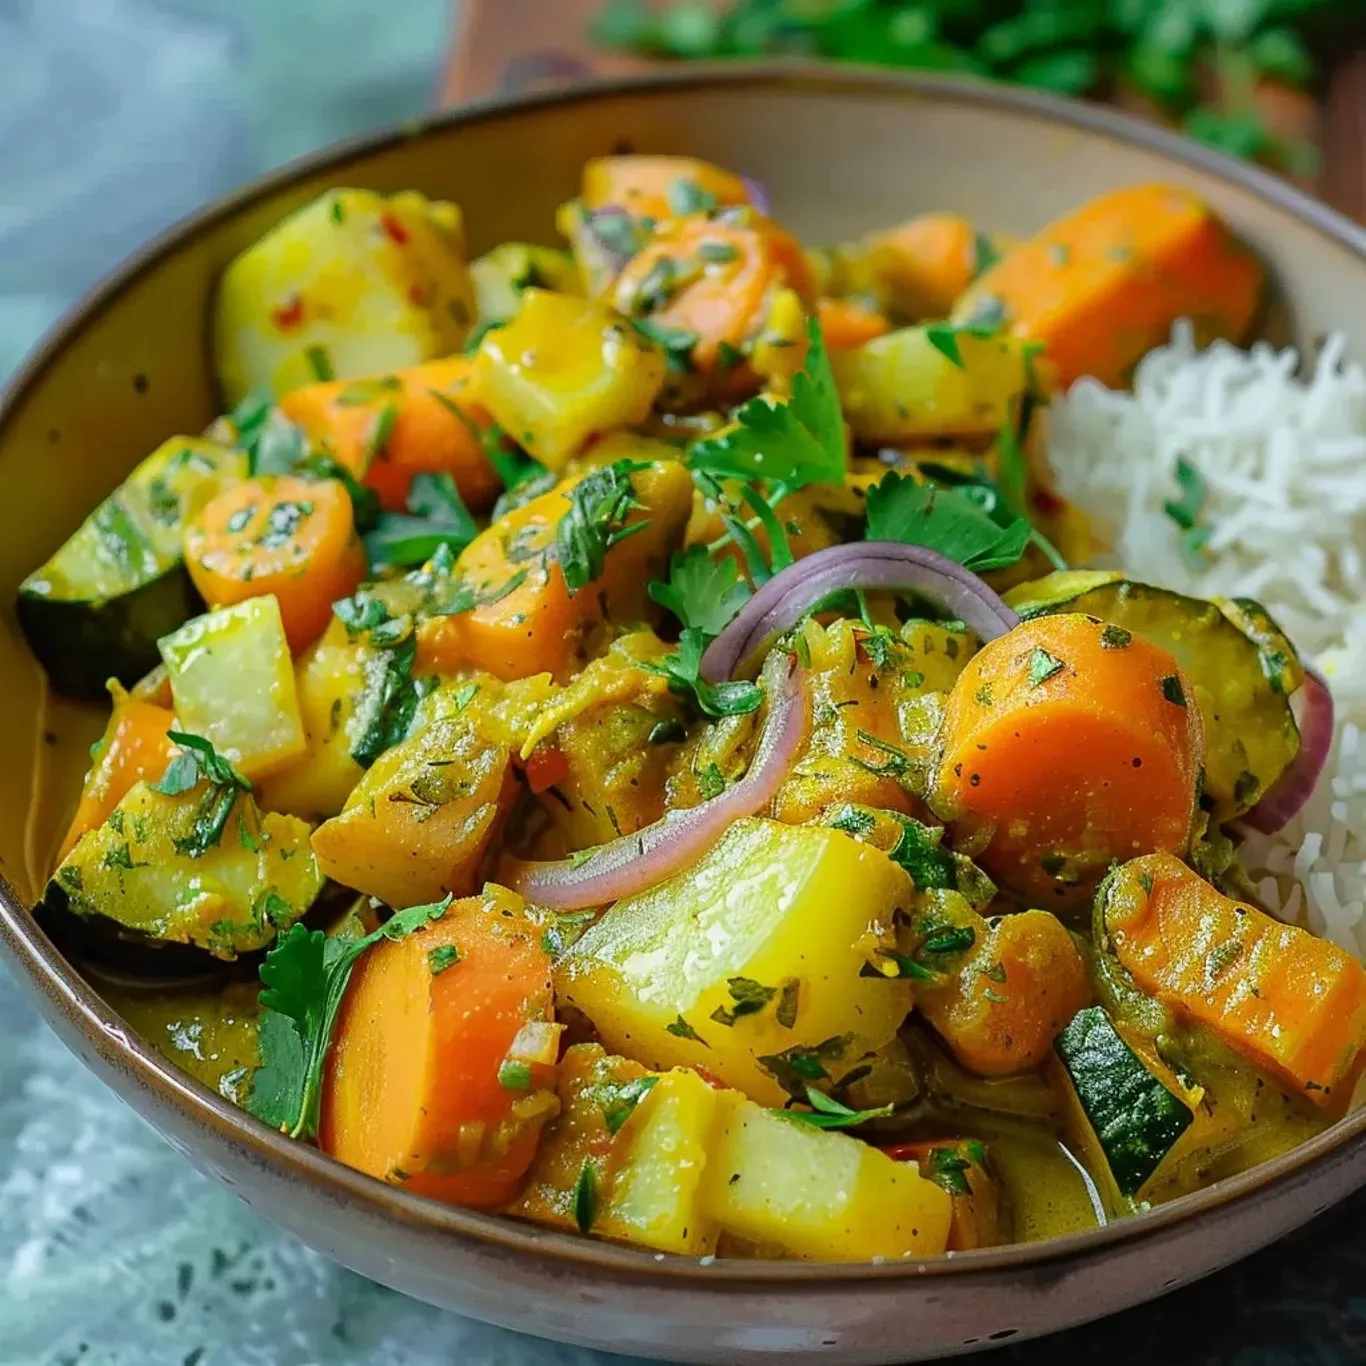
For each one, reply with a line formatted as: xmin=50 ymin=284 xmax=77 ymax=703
xmin=1054 ymin=1005 xmax=1193 ymax=1198
xmin=17 ymin=437 xmax=246 ymax=700
xmin=18 ymin=569 xmax=203 ymax=701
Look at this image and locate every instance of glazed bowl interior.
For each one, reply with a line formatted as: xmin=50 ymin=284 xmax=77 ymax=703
xmin=4 ymin=64 xmax=1366 ymax=1335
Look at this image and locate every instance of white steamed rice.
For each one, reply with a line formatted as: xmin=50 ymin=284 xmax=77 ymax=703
xmin=1046 ymin=321 xmax=1366 ymax=955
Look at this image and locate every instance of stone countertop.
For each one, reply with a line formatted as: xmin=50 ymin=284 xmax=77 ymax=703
xmin=2 ymin=3 xmax=1365 ymax=1363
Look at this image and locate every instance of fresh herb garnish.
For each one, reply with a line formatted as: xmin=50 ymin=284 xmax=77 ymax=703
xmin=697 ymin=762 xmax=727 ymax=800
xmin=924 ymin=319 xmax=1002 ymax=368
xmin=600 ymin=1074 xmax=659 ymax=1134
xmin=630 ymin=317 xmax=699 ymax=374
xmin=573 ymin=1160 xmax=599 ymax=1235
xmin=1028 ymin=647 xmax=1066 ymax=687
xmin=665 ymin=1014 xmax=708 ymax=1045
xmin=1160 ymin=674 xmax=1188 ymax=708
xmin=688 ymin=318 xmax=845 ymax=490
xmin=554 ymin=460 xmax=649 ymax=595
xmin=350 ymin=634 xmax=432 ymax=769
xmin=153 ymin=732 xmax=253 ymax=858
xmin=246 ymin=895 xmax=454 ymax=1138
xmin=227 ymin=390 xmax=308 ymax=477
xmin=922 ymin=925 xmax=977 ymax=956
xmin=926 ymin=1146 xmax=974 ymax=1195
xmin=646 ymin=627 xmax=764 ymax=718
xmin=709 ymin=976 xmax=776 ymax=1027
xmin=756 ymin=1035 xmax=853 ymax=1099
xmin=772 ymin=1083 xmax=893 ymax=1130
xmin=668 ymin=177 xmax=719 ymax=216
xmin=365 ymin=472 xmax=478 ymax=569
xmin=648 ymin=544 xmax=752 ymax=637
xmin=541 ymin=909 xmax=597 ymax=959
xmin=304 ymin=344 xmax=335 ymax=382
xmin=887 ymin=813 xmax=957 ymax=892
xmin=865 ymin=474 xmax=1030 ymax=574
xmin=428 ymin=944 xmax=460 ymax=976
xmin=1100 ymin=624 xmax=1132 ymax=649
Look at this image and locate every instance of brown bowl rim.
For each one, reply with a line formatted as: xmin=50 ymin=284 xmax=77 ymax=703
xmin=3 ymin=61 xmax=1366 ymax=1287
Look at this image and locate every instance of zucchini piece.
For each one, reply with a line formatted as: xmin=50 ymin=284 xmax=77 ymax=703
xmin=159 ymin=597 xmax=306 ymax=781
xmin=49 ymin=779 xmax=323 ymax=960
xmin=1003 ymin=572 xmax=1301 ymax=819
xmin=17 ymin=437 xmax=247 ymax=698
xmin=471 ymin=243 xmax=581 ymax=327
xmin=1052 ymin=1006 xmax=1193 ymax=1203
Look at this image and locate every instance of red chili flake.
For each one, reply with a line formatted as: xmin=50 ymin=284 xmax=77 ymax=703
xmin=1031 ymin=486 xmax=1065 ymax=516
xmin=379 ymin=212 xmax=410 ymax=246
xmin=407 ymin=281 xmax=429 ymax=307
xmin=688 ymin=1065 xmax=730 ymax=1091
xmin=270 ymin=294 xmax=305 ymax=332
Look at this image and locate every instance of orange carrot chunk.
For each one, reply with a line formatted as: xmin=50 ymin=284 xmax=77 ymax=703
xmin=581 ymin=155 xmax=752 ymax=223
xmin=59 ymin=697 xmax=177 ymax=862
xmin=1101 ymin=852 xmax=1366 ymax=1106
xmin=319 ymin=886 xmax=558 ymax=1208
xmin=184 ymin=474 xmax=366 ymax=653
xmin=279 ymin=356 xmax=502 ymax=512
xmin=952 ymin=184 xmax=1265 ymax=390
xmin=816 ymin=297 xmax=893 ymax=350
xmin=865 ymin=213 xmax=982 ymax=319
xmin=932 ymin=613 xmax=1204 ymax=906
xmin=611 ymin=213 xmax=816 ymax=373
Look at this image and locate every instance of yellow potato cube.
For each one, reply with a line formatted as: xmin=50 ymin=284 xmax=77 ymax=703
xmin=159 ymin=596 xmax=305 ymax=780
xmin=556 ymin=817 xmax=916 ymax=1105
xmin=257 ymin=619 xmax=375 ymax=821
xmin=700 ymin=1101 xmax=952 ymax=1260
xmin=470 ymin=289 xmax=666 ymax=470
xmin=214 ymin=188 xmax=476 ymax=406
xmin=831 ymin=325 xmax=1033 ymax=443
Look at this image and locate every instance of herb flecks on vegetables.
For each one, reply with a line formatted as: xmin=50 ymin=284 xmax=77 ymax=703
xmin=365 ymin=472 xmax=478 ymax=569
xmin=247 ymin=895 xmax=454 ymax=1139
xmin=153 ymin=731 xmax=253 ymax=858
xmin=772 ymin=1083 xmax=893 ymax=1130
xmin=555 ymin=460 xmax=650 ymax=595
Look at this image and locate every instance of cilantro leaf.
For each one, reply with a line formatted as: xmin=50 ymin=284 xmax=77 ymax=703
xmin=246 ymin=896 xmax=453 ymax=1139
xmin=887 ymin=813 xmax=957 ymax=891
xmin=365 ymin=472 xmax=478 ymax=569
xmin=926 ymin=1146 xmax=974 ymax=1195
xmin=153 ymin=732 xmax=253 ymax=858
xmin=864 ymin=473 xmax=1030 ymax=573
xmin=648 ymin=545 xmax=752 ymax=636
xmin=554 ymin=460 xmax=650 ymax=595
xmin=227 ymin=390 xmax=307 ymax=476
xmin=924 ymin=319 xmax=1002 ymax=369
xmin=350 ymin=635 xmax=432 ymax=769
xmin=645 ymin=627 xmax=763 ymax=718
xmin=772 ymin=1083 xmax=893 ymax=1131
xmin=688 ymin=318 xmax=845 ymax=489
xmin=1164 ymin=456 xmax=1208 ymax=531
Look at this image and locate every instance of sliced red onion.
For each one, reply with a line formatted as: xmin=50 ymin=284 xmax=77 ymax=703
xmin=741 ymin=175 xmax=771 ymax=216
xmin=1242 ymin=664 xmax=1335 ymax=834
xmin=507 ymin=654 xmax=809 ymax=910
xmin=700 ymin=542 xmax=1020 ymax=684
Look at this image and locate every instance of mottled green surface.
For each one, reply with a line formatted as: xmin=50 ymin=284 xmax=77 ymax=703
xmin=2 ymin=2 xmax=1365 ymax=1362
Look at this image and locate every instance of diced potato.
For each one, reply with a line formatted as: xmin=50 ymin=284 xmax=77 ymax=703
xmin=159 ymin=597 xmax=305 ymax=780
xmin=556 ymin=818 xmax=917 ymax=1105
xmin=699 ymin=1102 xmax=952 ymax=1259
xmin=310 ymin=714 xmax=517 ymax=908
xmin=470 ymin=243 xmax=581 ymax=326
xmin=469 ymin=289 xmax=666 ymax=470
xmin=53 ymin=781 xmax=322 ymax=959
xmin=214 ymin=188 xmax=476 ymax=405
xmin=831 ymin=325 xmax=1033 ymax=443
xmin=257 ymin=618 xmax=376 ymax=821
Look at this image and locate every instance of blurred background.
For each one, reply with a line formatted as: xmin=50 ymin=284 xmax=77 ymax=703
xmin=4 ymin=2 xmax=1366 ymax=1364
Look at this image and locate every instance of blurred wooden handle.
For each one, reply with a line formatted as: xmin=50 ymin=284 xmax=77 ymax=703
xmin=442 ymin=0 xmax=1365 ymax=221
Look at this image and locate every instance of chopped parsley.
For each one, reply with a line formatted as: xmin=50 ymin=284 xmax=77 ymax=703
xmin=924 ymin=318 xmax=1002 ymax=368
xmin=772 ymin=1083 xmax=893 ymax=1130
xmin=688 ymin=317 xmax=845 ymax=490
xmin=304 ymin=344 xmax=335 ymax=382
xmin=573 ymin=1160 xmax=599 ymax=1235
xmin=428 ymin=944 xmax=460 ymax=976
xmin=153 ymin=732 xmax=253 ymax=858
xmin=645 ymin=627 xmax=763 ymax=719
xmin=540 ymin=909 xmax=597 ymax=959
xmin=1100 ymin=624 xmax=1133 ymax=649
xmin=756 ymin=1034 xmax=853 ymax=1099
xmin=599 ymin=1074 xmax=660 ymax=1134
xmin=665 ymin=1014 xmax=708 ymax=1045
xmin=1027 ymin=647 xmax=1066 ymax=687
xmin=365 ymin=471 xmax=478 ymax=569
xmin=648 ymin=545 xmax=752 ymax=637
xmin=227 ymin=390 xmax=307 ymax=477
xmin=709 ymin=976 xmax=776 ymax=1027
xmin=1160 ymin=674 xmax=1188 ymax=707
xmin=554 ymin=460 xmax=650 ymax=595
xmin=668 ymin=177 xmax=719 ymax=216
xmin=926 ymin=1147 xmax=974 ymax=1196
xmin=246 ymin=895 xmax=454 ymax=1138
xmin=865 ymin=474 xmax=1030 ymax=574
xmin=697 ymin=762 xmax=727 ymax=800
xmin=497 ymin=1060 xmax=533 ymax=1092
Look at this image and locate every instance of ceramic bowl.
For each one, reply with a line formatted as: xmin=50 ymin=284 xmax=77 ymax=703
xmin=3 ymin=66 xmax=1366 ymax=1366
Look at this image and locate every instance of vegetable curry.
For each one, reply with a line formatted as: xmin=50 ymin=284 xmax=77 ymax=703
xmin=23 ymin=156 xmax=1363 ymax=1263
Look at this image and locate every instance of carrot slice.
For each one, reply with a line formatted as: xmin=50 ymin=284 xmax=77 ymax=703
xmin=611 ymin=213 xmax=816 ymax=372
xmin=581 ymin=156 xmax=752 ymax=223
xmin=320 ymin=886 xmax=557 ymax=1208
xmin=932 ymin=614 xmax=1204 ymax=906
xmin=883 ymin=1140 xmax=1001 ymax=1250
xmin=279 ymin=356 xmax=502 ymax=512
xmin=418 ymin=460 xmax=693 ymax=682
xmin=866 ymin=213 xmax=981 ymax=318
xmin=59 ymin=697 xmax=177 ymax=863
xmin=952 ymin=184 xmax=1264 ymax=389
xmin=184 ymin=474 xmax=366 ymax=652
xmin=1101 ymin=853 xmax=1366 ymax=1106
xmin=817 ymin=297 xmax=892 ymax=350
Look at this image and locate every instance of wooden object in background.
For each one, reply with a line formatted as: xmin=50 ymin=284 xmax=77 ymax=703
xmin=443 ymin=0 xmax=1366 ymax=223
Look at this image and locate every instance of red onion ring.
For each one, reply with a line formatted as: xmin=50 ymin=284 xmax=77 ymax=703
xmin=741 ymin=175 xmax=771 ymax=216
xmin=1241 ymin=664 xmax=1335 ymax=834
xmin=700 ymin=542 xmax=1020 ymax=684
xmin=506 ymin=653 xmax=809 ymax=909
